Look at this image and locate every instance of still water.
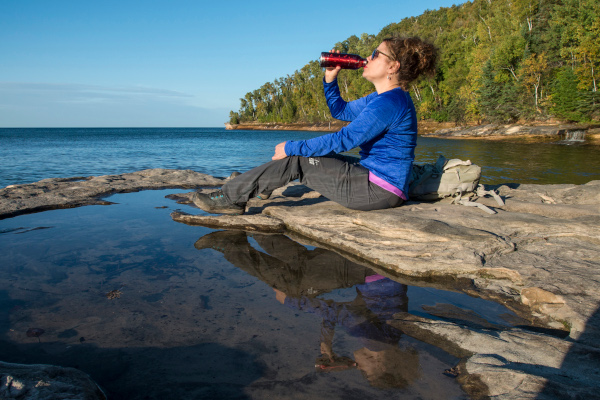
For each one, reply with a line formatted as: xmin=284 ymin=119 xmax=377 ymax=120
xmin=0 ymin=189 xmax=531 ymax=399
xmin=1 ymin=127 xmax=599 ymax=188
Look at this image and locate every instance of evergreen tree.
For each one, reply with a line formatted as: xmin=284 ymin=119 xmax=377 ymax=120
xmin=477 ymin=60 xmax=520 ymax=123
xmin=551 ymin=67 xmax=585 ymax=122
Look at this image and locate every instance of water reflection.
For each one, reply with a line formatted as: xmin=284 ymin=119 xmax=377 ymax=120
xmin=195 ymin=231 xmax=431 ymax=389
xmin=0 ymin=190 xmax=470 ymax=399
xmin=0 ymin=188 xmax=541 ymax=398
xmin=0 ymin=187 xmax=536 ymax=398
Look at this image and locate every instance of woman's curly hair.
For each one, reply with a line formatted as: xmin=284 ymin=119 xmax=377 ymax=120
xmin=382 ymin=36 xmax=438 ymax=90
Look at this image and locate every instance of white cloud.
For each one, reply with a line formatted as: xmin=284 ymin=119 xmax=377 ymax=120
xmin=1 ymin=82 xmax=192 ymax=103
xmin=0 ymin=82 xmax=229 ymax=127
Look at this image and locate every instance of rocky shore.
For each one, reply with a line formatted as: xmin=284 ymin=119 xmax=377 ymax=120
xmin=1 ymin=168 xmax=600 ymax=399
xmin=225 ymin=121 xmax=349 ymax=132
xmin=426 ymin=123 xmax=600 ymax=143
xmin=0 ymin=169 xmax=223 ymax=219
xmin=225 ymin=121 xmax=600 ymax=144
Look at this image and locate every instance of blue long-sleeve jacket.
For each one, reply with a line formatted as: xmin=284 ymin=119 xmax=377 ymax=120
xmin=284 ymin=278 xmax=408 ymax=346
xmin=284 ymin=79 xmax=417 ymax=196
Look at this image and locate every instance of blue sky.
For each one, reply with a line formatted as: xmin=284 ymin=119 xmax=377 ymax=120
xmin=0 ymin=0 xmax=460 ymax=127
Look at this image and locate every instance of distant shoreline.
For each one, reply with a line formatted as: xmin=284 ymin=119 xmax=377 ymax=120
xmin=224 ymin=121 xmax=452 ymax=133
xmin=224 ymin=121 xmax=349 ymax=132
xmin=225 ymin=121 xmax=600 ymax=144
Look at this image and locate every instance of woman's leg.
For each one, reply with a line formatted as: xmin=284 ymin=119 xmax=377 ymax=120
xmin=221 ymin=155 xmax=403 ymax=211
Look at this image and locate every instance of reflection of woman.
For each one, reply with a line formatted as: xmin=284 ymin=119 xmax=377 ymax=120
xmin=280 ymin=275 xmax=420 ymax=388
xmin=280 ymin=276 xmax=408 ymax=348
xmin=194 ymin=230 xmax=375 ymax=297
xmin=195 ymin=230 xmax=419 ymax=388
xmin=193 ymin=36 xmax=438 ymax=215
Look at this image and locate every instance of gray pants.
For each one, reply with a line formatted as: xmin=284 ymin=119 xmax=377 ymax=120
xmin=222 ymin=155 xmax=404 ymax=211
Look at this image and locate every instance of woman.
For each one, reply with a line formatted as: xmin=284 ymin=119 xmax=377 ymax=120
xmin=193 ymin=36 xmax=438 ymax=215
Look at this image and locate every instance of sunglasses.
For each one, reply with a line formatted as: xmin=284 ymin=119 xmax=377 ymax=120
xmin=371 ymin=48 xmax=392 ymax=60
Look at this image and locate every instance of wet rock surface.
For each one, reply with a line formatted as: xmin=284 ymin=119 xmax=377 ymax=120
xmin=0 ymin=361 xmax=106 ymax=399
xmin=388 ymin=314 xmax=600 ymax=400
xmin=0 ymin=168 xmax=224 ymax=219
xmin=2 ymin=169 xmax=600 ymax=399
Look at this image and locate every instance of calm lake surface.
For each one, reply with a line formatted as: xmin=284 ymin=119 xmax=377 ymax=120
xmin=1 ymin=127 xmax=599 ymax=188
xmin=0 ymin=128 xmax=597 ymax=399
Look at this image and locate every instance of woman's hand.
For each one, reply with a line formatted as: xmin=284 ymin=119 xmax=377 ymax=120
xmin=324 ymin=49 xmax=342 ymax=83
xmin=272 ymin=141 xmax=288 ymax=160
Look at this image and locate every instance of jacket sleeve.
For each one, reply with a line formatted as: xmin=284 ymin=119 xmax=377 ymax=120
xmin=323 ymin=79 xmax=374 ymax=121
xmin=285 ymin=93 xmax=401 ymax=157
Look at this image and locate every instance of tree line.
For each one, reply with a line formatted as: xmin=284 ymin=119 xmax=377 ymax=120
xmin=229 ymin=0 xmax=599 ymax=125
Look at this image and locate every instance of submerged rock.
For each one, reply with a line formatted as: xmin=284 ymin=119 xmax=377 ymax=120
xmin=389 ymin=313 xmax=600 ymax=400
xmin=0 ymin=361 xmax=106 ymax=399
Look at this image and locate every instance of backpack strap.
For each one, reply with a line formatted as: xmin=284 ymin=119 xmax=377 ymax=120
xmin=451 ymin=190 xmax=497 ymax=214
xmin=475 ymin=184 xmax=505 ymax=206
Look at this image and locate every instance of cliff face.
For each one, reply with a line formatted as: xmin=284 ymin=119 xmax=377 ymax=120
xmin=224 ymin=121 xmax=447 ymax=132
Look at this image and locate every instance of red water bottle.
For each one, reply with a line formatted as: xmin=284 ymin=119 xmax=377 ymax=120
xmin=319 ymin=52 xmax=367 ymax=69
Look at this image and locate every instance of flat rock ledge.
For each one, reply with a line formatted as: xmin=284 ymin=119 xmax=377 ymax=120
xmin=0 ymin=168 xmax=224 ymax=219
xmin=0 ymin=361 xmax=106 ymax=399
xmin=2 ymin=169 xmax=600 ymax=399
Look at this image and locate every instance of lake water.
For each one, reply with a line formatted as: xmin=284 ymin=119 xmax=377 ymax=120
xmin=0 ymin=128 xmax=597 ymax=399
xmin=1 ymin=127 xmax=599 ymax=188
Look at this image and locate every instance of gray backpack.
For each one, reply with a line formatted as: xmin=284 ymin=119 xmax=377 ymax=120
xmin=408 ymin=155 xmax=482 ymax=201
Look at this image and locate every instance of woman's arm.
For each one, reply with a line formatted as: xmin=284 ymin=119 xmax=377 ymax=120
xmin=323 ymin=80 xmax=376 ymax=121
xmin=322 ymin=52 xmax=373 ymax=121
xmin=285 ymin=92 xmax=404 ymax=157
xmin=324 ymin=79 xmax=375 ymax=121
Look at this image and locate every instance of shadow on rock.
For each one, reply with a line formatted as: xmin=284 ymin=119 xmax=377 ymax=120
xmin=537 ymin=304 xmax=600 ymax=400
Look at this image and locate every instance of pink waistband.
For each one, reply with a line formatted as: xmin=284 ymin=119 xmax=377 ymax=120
xmin=369 ymin=171 xmax=407 ymax=200
xmin=365 ymin=274 xmax=386 ymax=283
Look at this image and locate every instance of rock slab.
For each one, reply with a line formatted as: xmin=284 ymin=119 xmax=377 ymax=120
xmin=0 ymin=361 xmax=106 ymax=400
xmin=0 ymin=169 xmax=223 ymax=219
